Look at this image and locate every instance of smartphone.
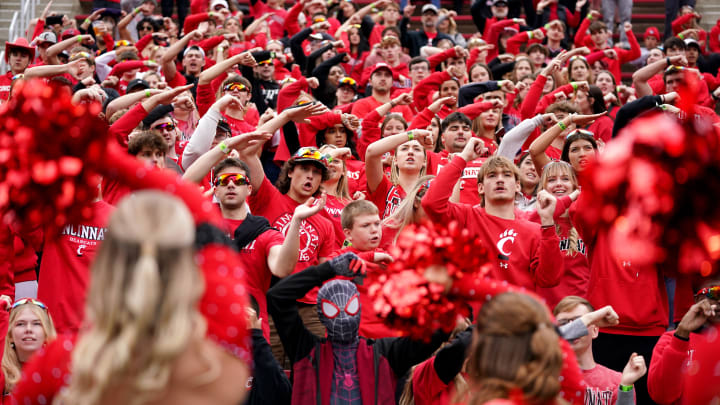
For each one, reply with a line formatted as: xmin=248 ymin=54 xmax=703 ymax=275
xmin=46 ymin=15 xmax=64 ymax=26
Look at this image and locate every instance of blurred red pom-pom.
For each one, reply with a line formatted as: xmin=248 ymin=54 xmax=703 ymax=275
xmin=578 ymin=100 xmax=720 ymax=276
xmin=366 ymin=220 xmax=493 ymax=340
xmin=0 ymin=79 xmax=109 ymax=234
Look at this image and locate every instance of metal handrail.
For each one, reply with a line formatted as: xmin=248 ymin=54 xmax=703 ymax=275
xmin=2 ymin=0 xmax=40 ymax=73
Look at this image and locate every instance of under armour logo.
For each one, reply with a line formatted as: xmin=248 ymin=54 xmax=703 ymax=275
xmin=621 ymin=261 xmax=632 ymax=268
xmin=499 ymin=262 xmax=509 ymax=269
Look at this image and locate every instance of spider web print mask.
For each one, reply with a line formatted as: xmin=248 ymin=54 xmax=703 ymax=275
xmin=317 ymin=280 xmax=361 ymax=343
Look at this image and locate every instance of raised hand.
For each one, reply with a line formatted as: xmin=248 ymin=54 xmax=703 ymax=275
xmin=408 ymin=129 xmax=434 ymax=149
xmin=542 ymin=112 xmax=558 ymax=126
xmin=307 ymin=77 xmax=319 ymax=89
xmin=329 ymin=252 xmax=367 ymax=277
xmin=580 ymin=304 xmax=620 ymax=328
xmin=569 ymin=111 xmax=606 ymax=127
xmin=675 ymin=299 xmax=717 ymax=338
xmin=341 ymin=114 xmax=360 ymax=131
xmin=283 ymin=102 xmax=328 ymax=123
xmin=536 ymin=189 xmax=558 ymax=226
xmin=293 ymin=193 xmax=326 ymax=220
xmin=460 ymin=137 xmax=488 ymax=162
xmin=620 ymin=353 xmax=647 ymax=386
xmin=150 ymin=84 xmax=195 ymax=106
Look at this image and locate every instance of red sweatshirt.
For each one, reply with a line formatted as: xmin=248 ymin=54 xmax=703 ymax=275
xmin=584 ymin=30 xmax=642 ymax=83
xmin=570 ymin=192 xmax=668 ymax=336
xmin=422 ymin=156 xmax=563 ymax=290
xmin=648 ymin=330 xmax=696 ymax=404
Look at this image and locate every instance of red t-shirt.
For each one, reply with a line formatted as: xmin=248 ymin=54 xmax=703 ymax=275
xmin=369 ymin=175 xmax=407 ymax=220
xmin=582 ymin=364 xmax=623 ymax=405
xmin=321 ymin=194 xmax=349 ymax=248
xmin=433 ymin=149 xmax=492 ymax=206
xmin=37 ymin=200 xmax=114 ymax=334
xmin=350 ymin=96 xmax=415 ymax=123
xmin=247 ymin=177 xmax=338 ymax=304
xmin=411 ymin=356 xmax=455 ymax=405
xmin=222 ymin=217 xmax=284 ymax=341
xmin=0 ymin=71 xmax=14 ymax=101
xmin=345 ymin=158 xmax=366 ymax=196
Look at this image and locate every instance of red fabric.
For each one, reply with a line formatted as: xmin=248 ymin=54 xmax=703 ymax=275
xmin=247 ymin=177 xmax=338 ymax=304
xmin=585 ymin=30 xmax=642 ymax=83
xmin=671 ymin=14 xmax=695 ymax=35
xmin=582 ymin=364 xmax=622 ymax=405
xmin=357 ymin=108 xmax=384 ymax=161
xmin=320 ymin=194 xmax=349 ymax=248
xmin=135 ymin=33 xmax=153 ymax=53
xmin=0 ymin=71 xmax=14 ymax=101
xmin=345 ymin=158 xmax=366 ymax=196
xmin=183 ymin=12 xmax=210 ymax=35
xmin=36 ymin=201 xmax=114 ymax=334
xmin=412 ymin=71 xmax=451 ymax=113
xmin=486 ymin=19 xmax=519 ymax=61
xmin=412 ymin=356 xmax=455 ymax=405
xmin=520 ymin=74 xmax=546 ymax=119
xmin=710 ymin=22 xmax=720 ymax=53
xmin=422 ymin=156 xmax=563 ymax=290
xmin=249 ymin=1 xmax=287 ymax=39
xmin=11 ymin=335 xmax=75 ymax=404
xmin=350 ymin=96 xmax=414 ymax=125
xmin=570 ymin=191 xmax=668 ymax=336
xmin=368 ymin=175 xmax=406 ymax=220
xmin=107 ymin=60 xmax=147 ymax=79
xmin=587 ymin=115 xmax=613 ymax=142
xmin=282 ymin=1 xmax=304 ymax=36
xmin=648 ymin=331 xmax=692 ymax=404
xmin=222 ymin=217 xmax=284 ymax=342
xmin=274 ymin=111 xmax=343 ymax=163
xmin=427 ymin=48 xmax=461 ymax=70
xmin=681 ymin=326 xmax=720 ymax=405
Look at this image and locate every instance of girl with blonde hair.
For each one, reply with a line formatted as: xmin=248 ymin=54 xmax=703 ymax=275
xmin=2 ymin=299 xmax=57 ymax=396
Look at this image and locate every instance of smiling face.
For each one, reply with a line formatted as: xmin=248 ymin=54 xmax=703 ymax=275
xmin=542 ymin=164 xmax=576 ymax=198
xmin=518 ymin=155 xmax=538 ymax=190
xmin=11 ymin=307 xmax=47 ymax=362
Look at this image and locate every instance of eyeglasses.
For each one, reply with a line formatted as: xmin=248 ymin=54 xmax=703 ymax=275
xmin=223 ymin=82 xmax=247 ymax=92
xmin=214 ymin=173 xmax=250 ymax=187
xmin=11 ymin=298 xmax=48 ymax=312
xmin=293 ymin=147 xmax=332 ymax=166
xmin=152 ymin=122 xmax=176 ymax=132
xmin=339 ymin=77 xmax=356 ymax=86
xmin=115 ymin=39 xmax=131 ymax=47
xmin=695 ymin=286 xmax=720 ymax=300
xmin=566 ymin=129 xmax=594 ymax=139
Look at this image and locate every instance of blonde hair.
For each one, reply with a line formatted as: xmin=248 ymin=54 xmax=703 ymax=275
xmin=383 ymin=175 xmax=434 ymax=241
xmin=319 ymin=144 xmax=351 ymax=200
xmin=463 ymin=293 xmax=563 ymax=404
xmin=2 ymin=302 xmax=57 ymax=392
xmin=539 ymin=161 xmax=581 ymax=257
xmin=58 ymin=191 xmax=208 ymax=405
xmin=390 ymin=142 xmax=427 ymax=185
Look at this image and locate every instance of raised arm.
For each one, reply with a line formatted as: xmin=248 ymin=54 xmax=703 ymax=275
xmin=198 ymin=50 xmax=257 ymax=85
xmin=632 ymin=55 xmax=686 ymax=97
xmin=161 ymin=29 xmax=204 ymax=82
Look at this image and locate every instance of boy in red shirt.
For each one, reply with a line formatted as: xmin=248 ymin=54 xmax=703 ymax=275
xmin=554 ymin=296 xmax=646 ymax=405
xmin=421 ymin=137 xmax=563 ymax=291
xmin=331 ymin=200 xmax=395 ymax=338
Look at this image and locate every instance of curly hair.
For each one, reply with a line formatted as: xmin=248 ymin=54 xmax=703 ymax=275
xmin=58 ymin=191 xmax=209 ymax=405
xmin=464 ymin=292 xmax=564 ymax=405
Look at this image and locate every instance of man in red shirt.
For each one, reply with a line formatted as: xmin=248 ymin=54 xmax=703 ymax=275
xmin=422 ymin=137 xmax=563 ymax=291
xmin=555 ymin=296 xmax=646 ymax=405
xmin=648 ymin=276 xmax=720 ymax=404
xmin=352 ymin=63 xmax=414 ymax=122
xmin=1 ymin=38 xmax=35 ymax=102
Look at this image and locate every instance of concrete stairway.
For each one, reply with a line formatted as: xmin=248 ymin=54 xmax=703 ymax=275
xmin=0 ymin=0 xmax=82 ymax=46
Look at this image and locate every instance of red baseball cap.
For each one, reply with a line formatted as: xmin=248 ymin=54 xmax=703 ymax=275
xmin=62 ymin=28 xmax=81 ymax=40
xmin=4 ymin=37 xmax=35 ymax=63
xmin=644 ymin=26 xmax=660 ymax=40
xmin=369 ymin=62 xmax=394 ymax=78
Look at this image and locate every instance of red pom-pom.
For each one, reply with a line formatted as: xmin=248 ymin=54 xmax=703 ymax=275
xmin=579 ymin=85 xmax=720 ymax=276
xmin=366 ymin=220 xmax=493 ymax=340
xmin=0 ymin=80 xmax=109 ymax=235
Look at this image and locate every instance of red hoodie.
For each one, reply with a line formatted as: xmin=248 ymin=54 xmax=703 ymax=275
xmin=647 ymin=330 xmax=697 ymax=404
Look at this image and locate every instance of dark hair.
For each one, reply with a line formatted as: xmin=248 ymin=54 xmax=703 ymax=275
xmin=663 ymin=37 xmax=687 ymax=53
xmin=136 ymin=17 xmax=159 ymax=33
xmin=470 ymin=62 xmax=493 ymax=81
xmin=587 ymin=85 xmax=607 ymax=114
xmin=127 ymin=131 xmax=168 ymax=156
xmin=588 ymin=21 xmax=607 ymax=33
xmin=409 ymin=56 xmax=430 ymax=71
xmin=441 ymin=112 xmax=472 ymax=134
xmin=212 ymin=157 xmax=251 ymax=182
xmin=315 ymin=125 xmax=360 ymax=160
xmin=381 ymin=26 xmax=401 ymax=38
xmin=561 ymin=132 xmax=597 ymax=163
xmin=275 ymin=160 xmax=330 ymax=195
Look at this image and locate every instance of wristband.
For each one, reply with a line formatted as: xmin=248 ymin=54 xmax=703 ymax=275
xmin=145 ymin=89 xmax=152 ymax=98
xmin=571 ymin=82 xmax=578 ymax=91
xmin=544 ymin=23 xmax=550 ymax=30
xmin=528 ymin=31 xmax=534 ymax=40
xmin=77 ymin=35 xmax=83 ymax=43
xmin=673 ymin=331 xmax=690 ymax=341
xmin=557 ymin=121 xmax=567 ymax=130
xmin=619 ymin=385 xmax=633 ymax=392
xmin=587 ymin=13 xmax=593 ymax=20
xmin=134 ymin=7 xmax=141 ymax=14
xmin=666 ymin=57 xmax=671 ymax=66
xmin=83 ymin=18 xmax=91 ymax=25
xmin=541 ymin=224 xmax=555 ymax=229
xmin=219 ymin=141 xmax=230 ymax=154
xmin=678 ymin=33 xmax=684 ymax=39
xmin=407 ymin=131 xmax=414 ymax=141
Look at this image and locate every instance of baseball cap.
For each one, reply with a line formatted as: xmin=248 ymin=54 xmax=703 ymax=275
xmin=492 ymin=0 xmax=509 ymax=5
xmin=685 ymin=38 xmax=701 ymax=50
xmin=210 ymin=0 xmax=229 ymax=10
xmin=35 ymin=31 xmax=57 ymax=45
xmin=421 ymin=4 xmax=438 ymax=14
xmin=183 ymin=45 xmax=206 ymax=59
xmin=61 ymin=28 xmax=81 ymax=40
xmin=126 ymin=78 xmax=150 ymax=93
xmin=337 ymin=76 xmax=357 ymax=92
xmin=369 ymin=62 xmax=393 ymax=77
xmin=289 ymin=147 xmax=331 ymax=174
xmin=644 ymin=26 xmax=660 ymax=40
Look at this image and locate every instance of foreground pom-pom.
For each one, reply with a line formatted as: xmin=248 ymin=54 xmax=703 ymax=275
xmin=0 ymin=80 xmax=109 ymax=234
xmin=579 ymin=97 xmax=720 ymax=276
xmin=366 ymin=220 xmax=493 ymax=340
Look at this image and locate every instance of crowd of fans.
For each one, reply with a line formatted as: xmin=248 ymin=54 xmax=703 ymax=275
xmin=1 ymin=0 xmax=720 ymax=403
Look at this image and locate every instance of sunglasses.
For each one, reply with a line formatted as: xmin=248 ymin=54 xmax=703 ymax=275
xmin=214 ymin=173 xmax=249 ymax=187
xmin=152 ymin=122 xmax=176 ymax=132
xmin=223 ymin=83 xmax=247 ymax=92
xmin=665 ymin=65 xmax=686 ymax=74
xmin=567 ymin=129 xmax=594 ymax=139
xmin=115 ymin=40 xmax=131 ymax=47
xmin=140 ymin=25 xmax=153 ymax=31
xmin=293 ymin=147 xmax=332 ymax=166
xmin=339 ymin=77 xmax=356 ymax=86
xmin=313 ymin=17 xmax=327 ymax=23
xmin=70 ymin=51 xmax=92 ymax=61
xmin=568 ymin=55 xmax=587 ymax=63
xmin=296 ymin=99 xmax=313 ymax=106
xmin=12 ymin=298 xmax=48 ymax=312
xmin=695 ymin=286 xmax=720 ymax=300
xmin=258 ymin=59 xmax=273 ymax=65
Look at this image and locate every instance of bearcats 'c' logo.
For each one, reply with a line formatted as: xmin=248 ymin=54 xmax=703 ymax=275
xmin=77 ymin=244 xmax=87 ymax=257
xmin=496 ymin=229 xmax=517 ymax=261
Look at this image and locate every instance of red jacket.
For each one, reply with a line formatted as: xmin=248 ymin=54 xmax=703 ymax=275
xmin=648 ymin=331 xmax=696 ymax=404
